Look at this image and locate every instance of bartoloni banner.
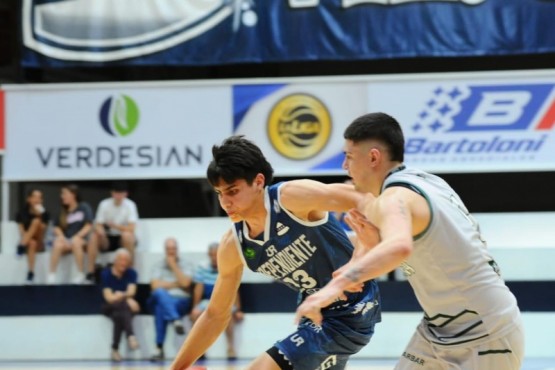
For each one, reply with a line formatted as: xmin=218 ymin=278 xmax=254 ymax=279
xmin=22 ymin=0 xmax=555 ymax=67
xmin=235 ymin=71 xmax=555 ymax=175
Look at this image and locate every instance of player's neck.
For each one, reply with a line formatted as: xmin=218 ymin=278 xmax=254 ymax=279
xmin=243 ymin=192 xmax=267 ymax=238
xmin=376 ymin=162 xmax=405 ymax=195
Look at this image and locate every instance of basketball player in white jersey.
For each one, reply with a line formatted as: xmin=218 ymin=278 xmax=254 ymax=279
xmin=296 ymin=112 xmax=525 ymax=369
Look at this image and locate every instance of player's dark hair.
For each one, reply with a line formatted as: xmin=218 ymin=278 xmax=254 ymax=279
xmin=344 ymin=112 xmax=405 ymax=162
xmin=207 ymin=136 xmax=274 ymax=187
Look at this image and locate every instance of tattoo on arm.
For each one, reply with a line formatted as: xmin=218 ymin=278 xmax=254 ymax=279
xmin=344 ymin=267 xmax=362 ymax=283
xmin=398 ymin=199 xmax=408 ymax=218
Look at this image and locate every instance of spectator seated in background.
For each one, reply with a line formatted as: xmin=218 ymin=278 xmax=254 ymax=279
xmin=148 ymin=237 xmax=193 ymax=362
xmin=191 ymin=242 xmax=243 ymax=360
xmin=47 ymin=184 xmax=94 ymax=284
xmin=89 ymin=181 xmax=139 ymax=276
xmin=16 ymin=188 xmax=50 ymax=285
xmin=100 ymin=248 xmax=140 ymax=362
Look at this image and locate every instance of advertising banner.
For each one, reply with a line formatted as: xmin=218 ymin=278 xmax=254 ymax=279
xmin=0 ymin=89 xmax=4 ymax=154
xmin=234 ymin=71 xmax=555 ymax=175
xmin=233 ymin=82 xmax=367 ymax=176
xmin=21 ymin=0 xmax=555 ymax=67
xmin=4 ymin=70 xmax=555 ymax=181
xmin=366 ymin=75 xmax=555 ymax=173
xmin=3 ymin=84 xmax=231 ymax=181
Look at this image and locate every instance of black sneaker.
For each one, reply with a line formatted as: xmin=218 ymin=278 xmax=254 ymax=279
xmin=17 ymin=245 xmax=26 ymax=256
xmin=173 ymin=320 xmax=185 ymax=335
xmin=25 ymin=271 xmax=34 ymax=285
xmin=149 ymin=349 xmax=164 ymax=362
xmin=85 ymin=272 xmax=95 ymax=284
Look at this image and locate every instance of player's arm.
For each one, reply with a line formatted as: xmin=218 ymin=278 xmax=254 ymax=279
xmin=280 ymin=179 xmax=370 ymax=218
xmin=169 ymin=230 xmax=244 ymax=370
xmin=295 ymin=187 xmax=418 ymax=325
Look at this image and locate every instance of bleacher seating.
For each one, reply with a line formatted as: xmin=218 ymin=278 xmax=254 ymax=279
xmin=2 ymin=212 xmax=555 ymax=285
xmin=0 ymin=213 xmax=554 ymax=360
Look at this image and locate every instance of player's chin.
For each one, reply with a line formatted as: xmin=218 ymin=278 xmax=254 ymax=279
xmin=227 ymin=213 xmax=242 ymax=222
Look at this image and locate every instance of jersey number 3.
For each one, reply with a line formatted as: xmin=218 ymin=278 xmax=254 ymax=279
xmin=283 ymin=270 xmax=317 ymax=291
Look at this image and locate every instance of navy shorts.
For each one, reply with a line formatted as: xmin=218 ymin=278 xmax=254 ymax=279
xmin=274 ymin=284 xmax=381 ymax=370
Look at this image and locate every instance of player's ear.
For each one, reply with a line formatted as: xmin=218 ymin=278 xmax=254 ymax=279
xmin=255 ymin=173 xmax=265 ymax=189
xmin=368 ymin=147 xmax=381 ymax=167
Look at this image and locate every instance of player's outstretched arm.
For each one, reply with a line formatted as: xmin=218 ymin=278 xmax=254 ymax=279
xmin=280 ymin=179 xmax=369 ymax=218
xmin=169 ymin=230 xmax=243 ymax=370
xmin=295 ymin=188 xmax=415 ymax=324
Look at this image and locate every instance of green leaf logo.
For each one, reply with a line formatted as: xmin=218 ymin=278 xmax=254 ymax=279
xmin=244 ymin=247 xmax=256 ymax=260
xmin=100 ymin=95 xmax=140 ymax=137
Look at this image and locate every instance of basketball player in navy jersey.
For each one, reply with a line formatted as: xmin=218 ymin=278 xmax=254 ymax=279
xmin=170 ymin=136 xmax=381 ymax=370
xmin=296 ymin=113 xmax=524 ymax=369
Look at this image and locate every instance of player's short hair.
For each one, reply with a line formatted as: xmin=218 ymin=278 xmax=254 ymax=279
xmin=207 ymin=135 xmax=274 ymax=187
xmin=344 ymin=112 xmax=405 ymax=162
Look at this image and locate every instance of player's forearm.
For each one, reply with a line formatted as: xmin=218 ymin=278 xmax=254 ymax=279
xmin=170 ymin=310 xmax=231 ymax=370
xmin=339 ymin=240 xmax=411 ymax=285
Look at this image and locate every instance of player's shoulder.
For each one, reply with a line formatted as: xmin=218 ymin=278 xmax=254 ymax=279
xmin=221 ymin=228 xmax=234 ymax=243
xmin=218 ymin=229 xmax=243 ymax=268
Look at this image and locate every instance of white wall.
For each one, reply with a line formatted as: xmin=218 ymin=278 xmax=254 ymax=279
xmin=0 ymin=312 xmax=552 ymax=361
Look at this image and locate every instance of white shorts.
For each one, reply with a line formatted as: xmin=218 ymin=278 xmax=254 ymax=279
xmin=394 ymin=321 xmax=525 ymax=370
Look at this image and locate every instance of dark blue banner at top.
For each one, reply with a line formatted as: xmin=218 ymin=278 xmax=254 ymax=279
xmin=21 ymin=0 xmax=555 ymax=67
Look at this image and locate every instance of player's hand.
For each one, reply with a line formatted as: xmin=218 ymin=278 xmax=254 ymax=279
xmin=295 ymin=295 xmax=325 ymax=326
xmin=344 ymin=209 xmax=380 ymax=250
xmin=294 ymin=287 xmax=346 ymax=326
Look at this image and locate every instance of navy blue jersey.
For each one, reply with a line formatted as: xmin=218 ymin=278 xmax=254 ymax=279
xmin=232 ymin=182 xmax=377 ymax=311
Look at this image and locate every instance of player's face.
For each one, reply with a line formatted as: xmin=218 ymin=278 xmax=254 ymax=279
xmin=214 ymin=177 xmax=262 ymax=222
xmin=342 ymin=140 xmax=374 ymax=193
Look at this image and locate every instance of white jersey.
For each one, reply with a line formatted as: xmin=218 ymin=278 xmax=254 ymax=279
xmin=95 ymin=197 xmax=139 ymax=236
xmin=383 ymin=166 xmax=521 ymax=347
